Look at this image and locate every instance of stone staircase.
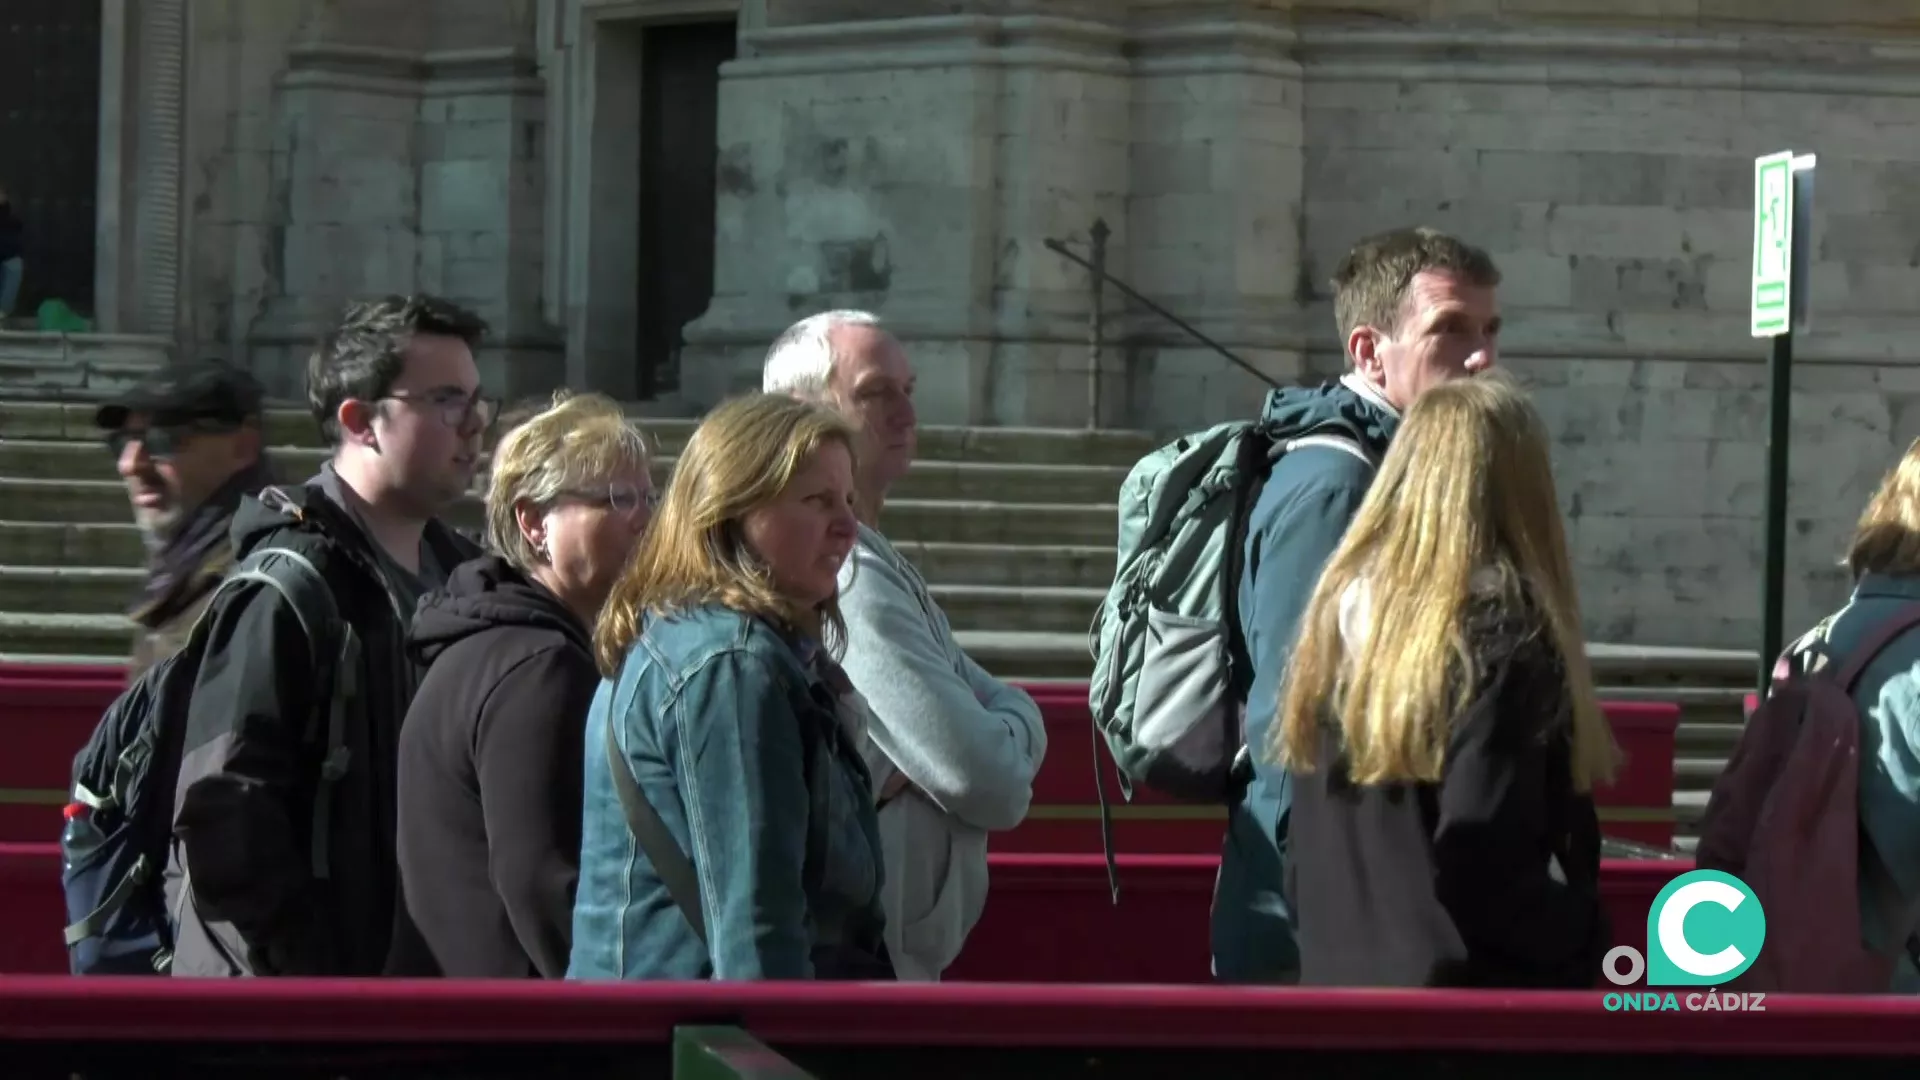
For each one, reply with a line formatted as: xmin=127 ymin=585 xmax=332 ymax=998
xmin=0 ymin=400 xmax=1756 ymax=844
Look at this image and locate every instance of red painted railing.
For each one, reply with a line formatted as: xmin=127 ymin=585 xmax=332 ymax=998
xmin=0 ymin=840 xmax=1680 ymax=981
xmin=0 ymin=976 xmax=1916 ymax=1056
xmin=0 ymin=666 xmax=1682 ymax=851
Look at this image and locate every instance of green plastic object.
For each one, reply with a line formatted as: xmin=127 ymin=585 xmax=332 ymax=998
xmin=36 ymin=299 xmax=92 ymax=333
xmin=672 ymin=1025 xmax=817 ymax=1080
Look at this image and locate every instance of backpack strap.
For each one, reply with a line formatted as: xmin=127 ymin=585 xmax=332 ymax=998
xmin=223 ymin=546 xmax=358 ymax=883
xmin=1281 ymin=432 xmax=1376 ymax=470
xmin=603 ymin=660 xmax=706 ymax=943
xmin=1831 ymin=601 xmax=1920 ymax=693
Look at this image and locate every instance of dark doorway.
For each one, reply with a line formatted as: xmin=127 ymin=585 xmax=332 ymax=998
xmin=0 ymin=1 xmax=101 ymax=319
xmin=636 ymin=19 xmax=736 ymax=399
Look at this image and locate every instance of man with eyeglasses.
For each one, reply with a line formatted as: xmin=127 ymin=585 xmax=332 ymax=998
xmin=94 ymin=360 xmax=277 ymax=678
xmin=164 ymin=294 xmax=488 ymax=978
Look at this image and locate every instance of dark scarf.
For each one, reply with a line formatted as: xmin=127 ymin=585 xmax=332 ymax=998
xmin=132 ymin=455 xmax=277 ymax=628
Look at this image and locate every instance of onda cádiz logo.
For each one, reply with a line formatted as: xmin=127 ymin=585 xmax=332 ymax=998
xmin=1600 ymin=870 xmax=1769 ymax=1013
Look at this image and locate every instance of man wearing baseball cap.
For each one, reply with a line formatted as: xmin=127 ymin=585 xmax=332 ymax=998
xmin=95 ymin=359 xmax=275 ymax=677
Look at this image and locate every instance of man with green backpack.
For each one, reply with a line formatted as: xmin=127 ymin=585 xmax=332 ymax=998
xmin=1088 ymin=227 xmax=1503 ymax=982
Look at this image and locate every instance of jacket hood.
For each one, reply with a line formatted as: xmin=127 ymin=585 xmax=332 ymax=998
xmin=408 ymin=554 xmax=590 ymax=664
xmin=230 ymin=472 xmax=481 ymax=572
xmin=1258 ymin=376 xmax=1400 ymax=456
xmin=229 ymin=482 xmax=344 ymax=554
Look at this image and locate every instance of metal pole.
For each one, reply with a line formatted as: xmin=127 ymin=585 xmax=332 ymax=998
xmin=1759 ymin=330 xmax=1792 ymax=696
xmin=1086 ymin=218 xmax=1109 ymax=431
xmin=1042 ymin=237 xmax=1278 ymax=390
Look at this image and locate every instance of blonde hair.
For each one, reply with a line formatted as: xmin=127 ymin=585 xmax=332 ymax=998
xmin=1847 ymin=439 xmax=1920 ymax=578
xmin=593 ymin=392 xmax=857 ymax=676
xmin=484 ymin=390 xmax=651 ymax=574
xmin=1271 ymin=374 xmax=1620 ymax=792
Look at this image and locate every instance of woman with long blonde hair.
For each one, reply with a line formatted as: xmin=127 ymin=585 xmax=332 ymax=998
xmin=568 ymin=392 xmax=890 ymax=981
xmin=1271 ymin=373 xmax=1619 ymax=988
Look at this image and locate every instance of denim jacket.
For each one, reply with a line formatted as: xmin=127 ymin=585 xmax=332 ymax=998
xmin=567 ymin=603 xmax=890 ymax=980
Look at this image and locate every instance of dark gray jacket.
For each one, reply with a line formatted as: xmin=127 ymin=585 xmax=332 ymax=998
xmin=1212 ymin=375 xmax=1400 ymax=983
xmin=164 ymin=481 xmax=478 ymax=977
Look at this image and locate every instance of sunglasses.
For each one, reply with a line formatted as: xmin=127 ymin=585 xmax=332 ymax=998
xmin=105 ymin=423 xmax=235 ymax=461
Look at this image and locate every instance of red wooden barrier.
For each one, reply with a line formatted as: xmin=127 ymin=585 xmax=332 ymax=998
xmin=1017 ymin=684 xmax=1680 ymax=852
xmin=0 ymin=974 xmax=1917 ymax=1058
xmin=0 ymin=664 xmax=126 ymax=842
xmin=0 ymin=841 xmax=1679 ymax=982
xmin=0 ymin=668 xmax=1683 ymax=851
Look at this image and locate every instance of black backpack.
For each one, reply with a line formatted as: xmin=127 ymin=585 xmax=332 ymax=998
xmin=60 ymin=545 xmax=356 ymax=975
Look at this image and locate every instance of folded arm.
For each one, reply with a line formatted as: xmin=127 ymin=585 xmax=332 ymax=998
xmin=840 ymin=545 xmax=1045 ymax=832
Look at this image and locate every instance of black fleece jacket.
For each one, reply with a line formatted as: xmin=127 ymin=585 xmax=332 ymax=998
xmin=391 ymin=555 xmax=600 ymax=978
xmin=1285 ymin=594 xmax=1610 ymax=989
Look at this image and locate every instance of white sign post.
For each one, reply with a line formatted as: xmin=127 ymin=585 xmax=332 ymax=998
xmin=1753 ymin=150 xmax=1815 ymax=693
xmin=1750 ymin=150 xmax=1794 ymax=338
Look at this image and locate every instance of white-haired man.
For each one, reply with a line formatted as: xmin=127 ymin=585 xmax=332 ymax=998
xmin=764 ymin=310 xmax=1048 ymax=981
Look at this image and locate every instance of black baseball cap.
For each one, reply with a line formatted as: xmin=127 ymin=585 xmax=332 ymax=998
xmin=94 ymin=360 xmax=265 ymax=432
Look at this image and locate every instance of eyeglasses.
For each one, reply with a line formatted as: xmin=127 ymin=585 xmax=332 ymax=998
xmin=382 ymin=388 xmax=499 ymax=431
xmin=563 ymin=481 xmax=659 ymax=516
xmin=105 ymin=423 xmax=235 ymax=461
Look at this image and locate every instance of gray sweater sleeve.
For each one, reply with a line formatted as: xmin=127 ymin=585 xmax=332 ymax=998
xmin=836 ymin=537 xmax=1047 ymax=833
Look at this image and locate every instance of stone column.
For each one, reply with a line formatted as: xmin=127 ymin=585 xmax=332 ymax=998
xmin=245 ymin=0 xmax=559 ymax=398
xmin=94 ymin=0 xmax=190 ymax=340
xmin=243 ymin=0 xmax=434 ymax=396
xmin=1120 ymin=0 xmax=1308 ymax=429
xmin=679 ymin=6 xmax=1136 ymax=426
xmin=416 ymin=37 xmax=564 ymax=399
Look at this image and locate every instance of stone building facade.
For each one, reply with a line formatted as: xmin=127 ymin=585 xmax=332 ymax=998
xmin=10 ymin=0 xmax=1920 ymax=648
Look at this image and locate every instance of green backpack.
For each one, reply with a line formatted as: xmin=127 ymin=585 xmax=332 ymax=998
xmin=1088 ymin=420 xmax=1373 ymax=811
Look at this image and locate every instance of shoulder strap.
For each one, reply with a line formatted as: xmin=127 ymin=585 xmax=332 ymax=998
xmin=603 ymin=665 xmax=707 ymax=944
xmin=1282 ymin=431 xmax=1376 ymax=470
xmin=227 ymin=546 xmax=360 ymax=882
xmin=1832 ymin=601 xmax=1920 ymax=692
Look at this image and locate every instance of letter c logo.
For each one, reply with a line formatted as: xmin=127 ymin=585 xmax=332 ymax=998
xmin=1645 ymin=870 xmax=1766 ymax=987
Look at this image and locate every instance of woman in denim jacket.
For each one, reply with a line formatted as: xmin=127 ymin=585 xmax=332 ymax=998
xmin=568 ymin=392 xmax=891 ymax=980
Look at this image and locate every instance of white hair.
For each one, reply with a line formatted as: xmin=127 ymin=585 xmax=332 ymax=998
xmin=761 ymin=309 xmax=883 ymax=399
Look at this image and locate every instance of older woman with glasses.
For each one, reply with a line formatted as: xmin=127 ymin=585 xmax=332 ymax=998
xmin=390 ymin=390 xmax=654 ymax=978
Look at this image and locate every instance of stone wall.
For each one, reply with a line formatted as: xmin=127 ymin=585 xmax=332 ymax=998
xmin=139 ymin=0 xmax=1920 ymax=650
xmin=1288 ymin=18 xmax=1920 ymax=649
xmin=160 ymin=0 xmax=559 ymax=400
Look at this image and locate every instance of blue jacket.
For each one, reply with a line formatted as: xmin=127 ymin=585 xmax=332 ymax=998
xmin=567 ymin=604 xmax=890 ymax=980
xmin=1213 ymin=376 xmax=1400 ymax=982
xmin=1783 ymin=572 xmax=1920 ymax=992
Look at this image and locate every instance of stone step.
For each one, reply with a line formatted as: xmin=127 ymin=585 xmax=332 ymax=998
xmin=0 ymin=440 xmax=1130 ymax=506
xmin=896 ymin=541 xmax=1116 ymax=590
xmin=1674 ymin=756 xmax=1732 ymax=789
xmin=0 ymin=612 xmax=134 ymax=658
xmin=0 ymin=403 xmax=1163 ymax=468
xmin=929 ymin=584 xmax=1102 ymax=637
xmin=1583 ymin=644 xmax=1757 ymax=689
xmin=0 ymin=521 xmax=149 ymax=565
xmin=0 ymin=478 xmax=1120 ymax=546
xmin=0 ymin=565 xmax=143 ymax=614
xmin=0 ymin=564 xmax=1110 ymax=636
xmin=1673 ymin=720 xmax=1743 ymax=754
xmin=0 ymin=523 xmax=1126 ymax=591
xmin=0 ymin=611 xmax=1099 ymax=681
